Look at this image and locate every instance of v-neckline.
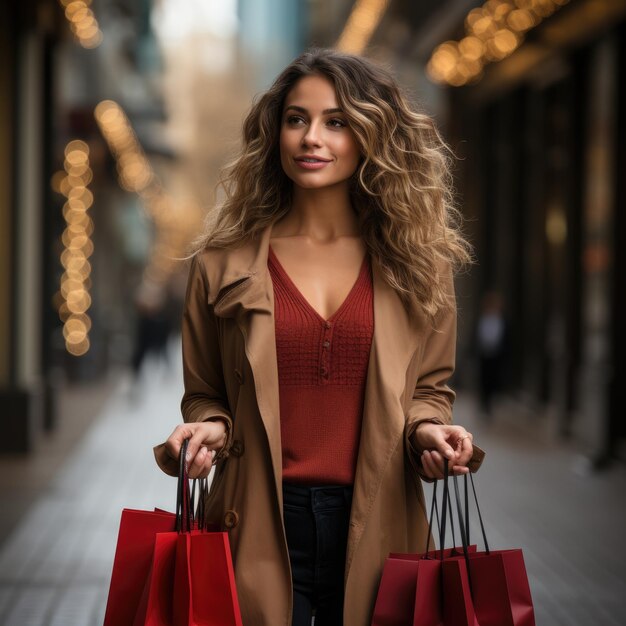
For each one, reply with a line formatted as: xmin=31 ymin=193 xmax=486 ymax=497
xmin=268 ymin=245 xmax=369 ymax=324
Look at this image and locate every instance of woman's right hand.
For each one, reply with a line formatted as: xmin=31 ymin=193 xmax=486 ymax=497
xmin=163 ymin=420 xmax=227 ymax=479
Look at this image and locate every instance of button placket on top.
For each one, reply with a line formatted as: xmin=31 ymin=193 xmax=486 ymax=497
xmin=320 ymin=320 xmax=333 ymax=382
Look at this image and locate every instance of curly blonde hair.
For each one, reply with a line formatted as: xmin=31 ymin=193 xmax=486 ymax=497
xmin=193 ymin=48 xmax=472 ymax=319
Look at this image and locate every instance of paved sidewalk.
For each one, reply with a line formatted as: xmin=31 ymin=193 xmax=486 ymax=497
xmin=0 ymin=357 xmax=181 ymax=626
xmin=0 ymin=348 xmax=624 ymax=624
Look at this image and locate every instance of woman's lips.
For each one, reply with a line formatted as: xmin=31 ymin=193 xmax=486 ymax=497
xmin=294 ymin=157 xmax=331 ymax=170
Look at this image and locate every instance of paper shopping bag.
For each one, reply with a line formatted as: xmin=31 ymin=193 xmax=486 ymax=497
xmin=372 ymin=556 xmax=441 ymax=626
xmin=103 ymin=508 xmax=176 ymax=626
xmin=371 ymin=546 xmax=478 ymax=626
xmin=133 ymin=531 xmax=178 ymax=626
xmin=173 ymin=530 xmax=243 ymax=626
xmin=447 ymin=471 xmax=536 ymax=626
xmin=466 ymin=548 xmax=535 ymax=626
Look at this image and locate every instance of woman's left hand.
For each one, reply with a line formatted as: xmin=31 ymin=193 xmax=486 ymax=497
xmin=413 ymin=423 xmax=474 ymax=479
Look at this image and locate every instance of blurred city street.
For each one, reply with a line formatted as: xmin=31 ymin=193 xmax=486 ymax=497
xmin=0 ymin=346 xmax=623 ymax=625
xmin=2 ymin=0 xmax=626 ymax=624
xmin=0 ymin=349 xmax=180 ymax=625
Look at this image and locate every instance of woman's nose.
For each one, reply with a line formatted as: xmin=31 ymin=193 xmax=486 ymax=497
xmin=302 ymin=121 xmax=322 ymax=147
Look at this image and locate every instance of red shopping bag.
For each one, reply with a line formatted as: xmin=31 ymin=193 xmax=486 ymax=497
xmin=436 ymin=556 xmax=479 ymax=626
xmin=447 ymin=473 xmax=536 ymax=626
xmin=172 ymin=531 xmax=243 ymax=626
xmin=103 ymin=509 xmax=176 ymax=626
xmin=371 ymin=472 xmax=477 ymax=626
xmin=372 ymin=547 xmax=478 ymax=626
xmin=105 ymin=440 xmax=243 ymax=626
xmin=372 ymin=555 xmax=440 ymax=626
xmin=133 ymin=529 xmax=243 ymax=626
xmin=133 ymin=531 xmax=179 ymax=626
xmin=465 ymin=549 xmax=535 ymax=626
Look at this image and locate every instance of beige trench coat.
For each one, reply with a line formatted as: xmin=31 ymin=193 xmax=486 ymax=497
xmin=155 ymin=223 xmax=484 ymax=625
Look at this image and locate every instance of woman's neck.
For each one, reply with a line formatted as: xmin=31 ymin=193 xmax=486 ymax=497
xmin=275 ymin=184 xmax=360 ymax=242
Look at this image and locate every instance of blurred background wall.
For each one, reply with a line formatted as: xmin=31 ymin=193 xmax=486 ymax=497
xmin=1 ymin=0 xmax=624 ymax=465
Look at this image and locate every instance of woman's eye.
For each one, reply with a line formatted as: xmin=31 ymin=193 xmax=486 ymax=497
xmin=286 ymin=115 xmax=305 ymax=125
xmin=328 ymin=118 xmax=347 ymax=128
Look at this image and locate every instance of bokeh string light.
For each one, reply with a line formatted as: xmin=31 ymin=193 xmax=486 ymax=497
xmin=94 ymin=100 xmax=202 ymax=292
xmin=58 ymin=0 xmax=103 ymax=49
xmin=52 ymin=140 xmax=95 ymax=356
xmin=427 ymin=0 xmax=571 ymax=87
xmin=336 ymin=0 xmax=390 ymax=54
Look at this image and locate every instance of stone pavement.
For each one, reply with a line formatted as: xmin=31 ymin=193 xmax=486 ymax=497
xmin=0 ymin=357 xmax=180 ymax=625
xmin=0 ymin=349 xmax=624 ymax=625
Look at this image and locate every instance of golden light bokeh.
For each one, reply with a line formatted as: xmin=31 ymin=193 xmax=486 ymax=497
xmin=64 ymin=210 xmax=91 ymax=228
xmin=65 ymin=337 xmax=90 ymax=356
xmin=66 ymin=290 xmax=92 ymax=314
xmin=64 ymin=140 xmax=89 ymax=156
xmin=336 ymin=0 xmax=390 ymax=54
xmin=80 ymin=32 xmax=104 ymax=49
xmin=59 ymin=0 xmax=102 ymax=49
xmin=67 ymin=186 xmax=94 ymax=207
xmin=459 ymin=36 xmax=486 ymax=61
xmin=96 ymin=101 xmax=155 ymax=193
xmin=95 ymin=99 xmax=208 ymax=340
xmin=508 ymin=8 xmax=537 ymax=31
xmin=429 ymin=0 xmax=571 ymax=86
xmin=54 ymin=139 xmax=95 ymax=356
xmin=50 ymin=171 xmax=66 ymax=194
xmin=61 ymin=0 xmax=92 ymax=7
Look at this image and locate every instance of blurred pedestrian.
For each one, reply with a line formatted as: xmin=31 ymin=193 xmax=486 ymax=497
xmin=131 ymin=280 xmax=172 ymax=380
xmin=154 ymin=48 xmax=483 ymax=625
xmin=476 ymin=290 xmax=508 ymax=417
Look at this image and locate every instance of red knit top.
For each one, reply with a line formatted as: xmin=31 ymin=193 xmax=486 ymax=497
xmin=268 ymin=246 xmax=374 ymax=485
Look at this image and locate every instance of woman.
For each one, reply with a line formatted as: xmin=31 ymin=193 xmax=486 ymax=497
xmin=154 ymin=48 xmax=484 ymax=625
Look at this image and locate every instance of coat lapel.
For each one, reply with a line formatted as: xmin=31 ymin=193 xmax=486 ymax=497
xmin=209 ymin=225 xmax=284 ymax=506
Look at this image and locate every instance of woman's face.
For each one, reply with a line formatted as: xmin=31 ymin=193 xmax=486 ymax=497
xmin=279 ymin=74 xmax=361 ymax=192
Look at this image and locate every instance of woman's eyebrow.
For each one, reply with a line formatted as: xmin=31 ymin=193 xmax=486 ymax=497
xmin=284 ymin=105 xmax=344 ymax=115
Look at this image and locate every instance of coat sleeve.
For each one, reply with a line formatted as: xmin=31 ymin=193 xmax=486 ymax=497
xmin=407 ymin=263 xmax=457 ymax=426
xmin=404 ymin=264 xmax=456 ymax=482
xmin=180 ymin=254 xmax=233 ymax=430
xmin=403 ymin=266 xmax=486 ymax=481
xmin=153 ymin=254 xmax=234 ymax=476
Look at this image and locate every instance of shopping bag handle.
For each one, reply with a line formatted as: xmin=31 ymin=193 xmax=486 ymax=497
xmin=451 ymin=472 xmax=490 ymax=556
xmin=176 ymin=439 xmax=210 ymax=533
xmin=176 ymin=439 xmax=193 ymax=532
xmin=424 ymin=461 xmax=460 ymax=558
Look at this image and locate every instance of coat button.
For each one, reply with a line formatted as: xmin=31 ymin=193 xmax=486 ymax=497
xmin=224 ymin=510 xmax=239 ymax=529
xmin=230 ymin=439 xmax=244 ymax=457
xmin=234 ymin=368 xmax=243 ymax=384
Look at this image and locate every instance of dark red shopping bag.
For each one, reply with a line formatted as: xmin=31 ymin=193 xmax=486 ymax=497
xmin=371 ymin=471 xmax=477 ymax=626
xmin=447 ymin=472 xmax=536 ymax=626
xmin=436 ymin=556 xmax=479 ymax=626
xmin=372 ymin=555 xmax=440 ymax=626
xmin=372 ymin=547 xmax=478 ymax=626
xmin=464 ymin=549 xmax=535 ymax=626
xmin=103 ymin=509 xmax=176 ymax=626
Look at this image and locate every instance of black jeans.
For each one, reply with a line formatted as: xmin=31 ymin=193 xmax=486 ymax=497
xmin=282 ymin=483 xmax=353 ymax=626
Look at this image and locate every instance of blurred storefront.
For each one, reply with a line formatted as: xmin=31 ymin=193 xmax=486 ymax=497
xmin=1 ymin=0 xmax=60 ymax=452
xmin=0 ymin=0 xmax=189 ymax=452
xmin=393 ymin=0 xmax=626 ymax=465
